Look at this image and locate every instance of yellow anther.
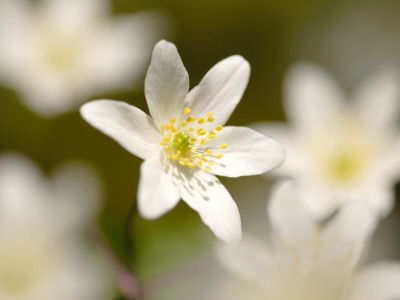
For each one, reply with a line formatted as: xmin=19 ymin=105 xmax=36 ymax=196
xmin=206 ymin=112 xmax=213 ymax=117
xmin=160 ymin=141 xmax=165 ymax=146
xmin=172 ymin=127 xmax=177 ymax=133
xmin=206 ymin=149 xmax=213 ymax=154
xmin=166 ymin=154 xmax=172 ymax=159
xmin=166 ymin=134 xmax=172 ymax=140
xmin=202 ymin=156 xmax=208 ymax=162
xmin=161 ymin=125 xmax=165 ymax=132
xmin=198 ymin=118 xmax=205 ymax=124
xmin=208 ymin=131 xmax=216 ymax=139
xmin=189 ymin=127 xmax=194 ymax=132
xmin=220 ymin=143 xmax=228 ymax=149
xmin=184 ymin=157 xmax=191 ymax=163
xmin=191 ymin=137 xmax=197 ymax=142
xmin=165 ymin=124 xmax=170 ymax=130
xmin=216 ymin=125 xmax=223 ymax=131
xmin=187 ymin=162 xmax=196 ymax=168
xmin=207 ymin=117 xmax=214 ymax=122
xmin=187 ymin=116 xmax=196 ymax=122
xmin=203 ymin=168 xmax=211 ymax=172
xmin=184 ymin=107 xmax=191 ymax=115
xmin=197 ymin=160 xmax=203 ymax=166
xmin=172 ymin=154 xmax=179 ymax=161
xmin=181 ymin=121 xmax=187 ymax=127
xmin=201 ymin=139 xmax=207 ymax=145
xmin=162 ymin=137 xmax=168 ymax=143
xmin=208 ymin=161 xmax=215 ymax=166
xmin=194 ymin=154 xmax=202 ymax=159
xmin=197 ymin=128 xmax=206 ymax=135
xmin=179 ymin=160 xmax=186 ymax=166
xmin=170 ymin=117 xmax=176 ymax=124
xmin=216 ymin=153 xmax=224 ymax=158
xmin=166 ymin=145 xmax=171 ymax=151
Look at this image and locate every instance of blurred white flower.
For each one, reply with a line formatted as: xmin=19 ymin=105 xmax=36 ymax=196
xmin=80 ymin=40 xmax=285 ymax=243
xmin=0 ymin=153 xmax=113 ymax=300
xmin=0 ymin=0 xmax=168 ymax=117
xmin=217 ymin=181 xmax=400 ymax=300
xmin=253 ymin=63 xmax=400 ymax=219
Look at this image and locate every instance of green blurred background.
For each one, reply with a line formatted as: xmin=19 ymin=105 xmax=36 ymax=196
xmin=1 ymin=0 xmax=400 ymax=298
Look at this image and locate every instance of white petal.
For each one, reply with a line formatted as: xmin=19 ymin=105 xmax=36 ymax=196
xmin=86 ymin=11 xmax=169 ymax=92
xmin=250 ymin=122 xmax=305 ymax=176
xmin=353 ymin=67 xmax=400 ymax=133
xmin=145 ymin=40 xmax=189 ymax=128
xmin=185 ymin=55 xmax=250 ymax=127
xmin=352 ymin=262 xmax=400 ymax=300
xmin=137 ymin=157 xmax=181 ymax=219
xmin=41 ymin=0 xmax=108 ymax=30
xmin=216 ymin=236 xmax=276 ymax=284
xmin=284 ymin=63 xmax=345 ymax=130
xmin=268 ymin=181 xmax=316 ymax=247
xmin=323 ymin=201 xmax=377 ymax=271
xmin=206 ymin=126 xmax=285 ymax=177
xmin=180 ymin=170 xmax=241 ymax=243
xmin=80 ymin=100 xmax=161 ymax=160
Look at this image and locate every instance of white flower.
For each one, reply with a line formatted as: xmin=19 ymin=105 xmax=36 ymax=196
xmin=0 ymin=0 xmax=167 ymax=117
xmin=80 ymin=40 xmax=285 ymax=243
xmin=253 ymin=63 xmax=400 ymax=219
xmin=217 ymin=181 xmax=400 ymax=300
xmin=0 ymin=153 xmax=113 ymax=300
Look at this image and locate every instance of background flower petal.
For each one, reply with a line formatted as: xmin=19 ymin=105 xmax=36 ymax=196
xmin=353 ymin=66 xmax=400 ymax=134
xmin=284 ymin=63 xmax=345 ymax=130
xmin=352 ymin=261 xmax=400 ymax=300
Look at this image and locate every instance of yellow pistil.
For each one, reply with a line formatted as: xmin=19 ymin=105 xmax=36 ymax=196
xmin=159 ymin=108 xmax=227 ymax=172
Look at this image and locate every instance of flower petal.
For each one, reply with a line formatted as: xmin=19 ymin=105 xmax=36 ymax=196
xmin=145 ymin=40 xmax=189 ymax=128
xmin=250 ymin=122 xmax=305 ymax=176
xmin=137 ymin=157 xmax=181 ymax=219
xmin=268 ymin=181 xmax=316 ymax=247
xmin=284 ymin=63 xmax=345 ymax=130
xmin=353 ymin=66 xmax=400 ymax=133
xmin=352 ymin=262 xmax=400 ymax=300
xmin=80 ymin=100 xmax=161 ymax=160
xmin=180 ymin=170 xmax=241 ymax=243
xmin=216 ymin=236 xmax=276 ymax=284
xmin=185 ymin=55 xmax=250 ymax=127
xmin=323 ymin=201 xmax=377 ymax=271
xmin=206 ymin=126 xmax=285 ymax=177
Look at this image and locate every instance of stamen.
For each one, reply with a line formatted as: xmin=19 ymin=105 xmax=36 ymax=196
xmin=160 ymin=107 xmax=227 ymax=172
xmin=197 ymin=128 xmax=206 ymax=135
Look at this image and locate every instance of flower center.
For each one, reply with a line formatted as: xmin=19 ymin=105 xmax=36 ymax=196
xmin=160 ymin=107 xmax=227 ymax=172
